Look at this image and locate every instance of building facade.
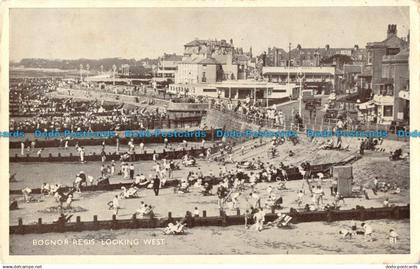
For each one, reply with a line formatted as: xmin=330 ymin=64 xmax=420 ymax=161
xmin=366 ymin=24 xmax=409 ymax=124
xmin=374 ymin=48 xmax=409 ymax=124
xmin=157 ymin=54 xmax=183 ymax=79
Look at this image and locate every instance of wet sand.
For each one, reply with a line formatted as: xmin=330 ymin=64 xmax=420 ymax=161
xmin=10 ymin=219 xmax=410 ymax=255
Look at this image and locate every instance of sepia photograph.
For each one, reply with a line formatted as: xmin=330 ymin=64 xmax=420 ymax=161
xmin=1 ymin=1 xmax=417 ymax=262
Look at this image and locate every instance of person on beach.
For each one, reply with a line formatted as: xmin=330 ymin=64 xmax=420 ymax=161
xmin=389 ymin=229 xmax=398 ymax=244
xmin=253 ymin=208 xmax=265 ymax=232
xmin=80 ymin=147 xmax=85 ymax=163
xmin=361 ymin=222 xmax=373 ymax=241
xmin=153 ymin=175 xmax=161 ymax=196
xmin=107 ymin=195 xmax=120 ymax=215
xmin=339 ymin=229 xmax=353 ymax=239
xmin=129 ymin=163 xmax=135 ymax=180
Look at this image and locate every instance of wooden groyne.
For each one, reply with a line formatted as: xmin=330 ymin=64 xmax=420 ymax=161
xmin=9 ymin=155 xmax=361 ymax=195
xmin=10 ymin=205 xmax=409 ymax=235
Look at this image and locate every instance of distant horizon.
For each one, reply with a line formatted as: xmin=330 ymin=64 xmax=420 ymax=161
xmin=10 ymin=7 xmax=410 ymax=62
xmin=10 ymin=57 xmax=159 ymax=64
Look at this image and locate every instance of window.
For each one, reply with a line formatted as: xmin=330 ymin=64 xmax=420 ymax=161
xmin=272 ymin=89 xmax=287 ymax=93
xmin=386 ymin=84 xmax=394 ymax=96
xmin=202 ymin=72 xmax=206 ymax=82
xmin=383 ymin=106 xmax=393 ymax=117
xmin=367 ymin=51 xmax=373 ymax=65
xmin=380 ymin=85 xmax=387 ymax=95
xmin=386 ymin=48 xmax=400 ymax=56
xmin=203 ymin=88 xmax=216 ymax=92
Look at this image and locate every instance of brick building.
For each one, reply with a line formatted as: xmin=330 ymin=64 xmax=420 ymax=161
xmin=366 ymin=24 xmax=409 ymax=124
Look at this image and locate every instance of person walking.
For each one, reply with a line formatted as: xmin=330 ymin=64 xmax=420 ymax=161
xmin=129 ymin=163 xmax=135 ymax=180
xmin=153 ymin=175 xmax=161 ymax=196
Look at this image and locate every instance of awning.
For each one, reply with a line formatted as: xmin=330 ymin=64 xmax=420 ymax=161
xmin=373 ymin=95 xmax=394 ymax=105
xmin=358 ymin=100 xmax=375 ymax=110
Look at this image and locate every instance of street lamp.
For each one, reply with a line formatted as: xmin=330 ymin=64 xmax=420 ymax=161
xmin=112 ymin=64 xmax=117 ymax=86
xmin=297 ymin=71 xmax=305 ymax=116
xmin=79 ymin=64 xmax=83 ymax=82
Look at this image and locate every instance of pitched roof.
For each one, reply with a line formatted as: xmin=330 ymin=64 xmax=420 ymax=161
xmin=198 ymin=58 xmax=219 ymax=65
xmin=213 ymin=55 xmax=228 ymax=65
xmin=184 ymin=40 xmax=206 ymax=47
xmin=367 ymin=34 xmax=408 ymax=49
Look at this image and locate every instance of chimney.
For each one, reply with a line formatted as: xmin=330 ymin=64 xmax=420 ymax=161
xmin=387 ymin=24 xmax=397 ymax=38
xmin=325 ymin=44 xmax=330 ymax=50
xmin=230 ymin=39 xmax=233 ymax=45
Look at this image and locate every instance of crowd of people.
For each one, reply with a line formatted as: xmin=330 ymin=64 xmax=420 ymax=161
xmin=10 ymin=104 xmax=168 ymax=133
xmin=10 ymin=79 xmax=406 ymax=245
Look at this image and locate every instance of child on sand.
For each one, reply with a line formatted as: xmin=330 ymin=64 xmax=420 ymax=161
xmin=389 ymin=229 xmax=398 ymax=244
xmin=361 ymin=222 xmax=373 ymax=241
xmin=339 ymin=229 xmax=352 ymax=239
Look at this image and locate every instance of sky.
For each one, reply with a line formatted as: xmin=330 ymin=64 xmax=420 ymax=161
xmin=9 ymin=7 xmax=410 ymax=61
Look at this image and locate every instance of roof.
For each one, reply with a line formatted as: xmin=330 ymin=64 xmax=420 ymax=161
xmin=184 ymin=39 xmax=233 ymax=48
xmin=234 ymin=54 xmax=250 ymax=62
xmin=367 ymin=34 xmax=408 ymax=49
xmin=213 ymin=55 xmax=228 ymax=65
xmin=198 ymin=58 xmax=219 ymax=65
xmin=180 ymin=55 xmax=205 ymax=64
xmin=162 ymin=54 xmax=183 ymax=61
xmin=184 ymin=40 xmax=206 ymax=47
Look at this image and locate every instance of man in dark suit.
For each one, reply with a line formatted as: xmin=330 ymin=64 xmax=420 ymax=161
xmin=153 ymin=175 xmax=161 ymax=196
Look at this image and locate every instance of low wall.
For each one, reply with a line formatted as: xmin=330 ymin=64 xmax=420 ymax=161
xmin=10 ymin=146 xmax=209 ymax=163
xmin=10 ymin=128 xmax=219 ymax=149
xmin=167 ymin=102 xmax=209 ymax=112
xmin=10 ymin=205 xmax=409 ymax=235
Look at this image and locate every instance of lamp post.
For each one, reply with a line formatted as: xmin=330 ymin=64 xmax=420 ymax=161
xmin=297 ymin=71 xmax=305 ymax=116
xmin=79 ymin=64 xmax=83 ymax=82
xmin=112 ymin=64 xmax=117 ymax=86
